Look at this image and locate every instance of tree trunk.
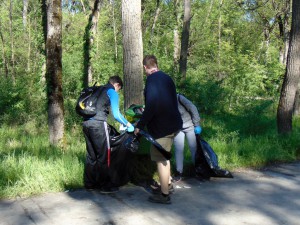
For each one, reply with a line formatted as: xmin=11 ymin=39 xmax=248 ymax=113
xmin=80 ymin=0 xmax=86 ymax=13
xmin=203 ymin=0 xmax=214 ymax=28
xmin=217 ymin=0 xmax=223 ymax=80
xmin=179 ymin=0 xmax=191 ymax=84
xmin=27 ymin=17 xmax=31 ymax=72
xmin=23 ymin=0 xmax=29 ymax=28
xmin=111 ymin=0 xmax=118 ymax=62
xmin=84 ymin=0 xmax=102 ymax=87
xmin=122 ymin=0 xmax=144 ymax=110
xmin=173 ymin=0 xmax=181 ymax=73
xmin=293 ymin=82 xmax=300 ymax=116
xmin=149 ymin=0 xmax=160 ymax=44
xmin=278 ymin=0 xmax=291 ymax=66
xmin=0 ymin=20 xmax=9 ymax=78
xmin=9 ymin=0 xmax=15 ymax=83
xmin=278 ymin=15 xmax=290 ymax=66
xmin=44 ymin=0 xmax=65 ymax=146
xmin=277 ymin=0 xmax=300 ymax=134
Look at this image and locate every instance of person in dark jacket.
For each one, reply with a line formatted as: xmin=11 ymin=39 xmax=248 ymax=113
xmin=82 ymin=76 xmax=134 ymax=193
xmin=135 ymin=55 xmax=182 ymax=204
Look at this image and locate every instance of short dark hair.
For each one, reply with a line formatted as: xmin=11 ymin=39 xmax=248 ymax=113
xmin=109 ymin=75 xmax=123 ymax=89
xmin=143 ymin=55 xmax=158 ymax=68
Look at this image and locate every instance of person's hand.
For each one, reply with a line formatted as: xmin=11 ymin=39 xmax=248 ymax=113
xmin=127 ymin=124 xmax=134 ymax=132
xmin=134 ymin=127 xmax=140 ymax=135
xmin=194 ymin=126 xmax=202 ymax=135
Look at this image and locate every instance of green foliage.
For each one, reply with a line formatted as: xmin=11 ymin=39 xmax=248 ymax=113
xmin=0 ymin=75 xmax=47 ymax=125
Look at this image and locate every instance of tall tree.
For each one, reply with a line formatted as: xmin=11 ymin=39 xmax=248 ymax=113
xmin=277 ymin=0 xmax=291 ymax=66
xmin=122 ymin=0 xmax=143 ymax=109
xmin=173 ymin=0 xmax=181 ymax=72
xmin=44 ymin=0 xmax=65 ymax=145
xmin=23 ymin=0 xmax=29 ymax=28
xmin=84 ymin=0 xmax=102 ymax=87
xmin=149 ymin=0 xmax=161 ymax=44
xmin=294 ymin=83 xmax=300 ymax=115
xmin=217 ymin=0 xmax=223 ymax=79
xmin=179 ymin=0 xmax=191 ymax=83
xmin=80 ymin=0 xmax=86 ymax=13
xmin=111 ymin=0 xmax=118 ymax=62
xmin=0 ymin=20 xmax=9 ymax=78
xmin=277 ymin=0 xmax=300 ymax=134
xmin=9 ymin=0 xmax=15 ymax=83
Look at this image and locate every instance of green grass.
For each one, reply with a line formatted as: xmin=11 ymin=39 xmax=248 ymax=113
xmin=0 ymin=116 xmax=299 ymax=199
xmin=172 ymin=115 xmax=300 ymax=174
xmin=0 ymin=123 xmax=85 ymax=199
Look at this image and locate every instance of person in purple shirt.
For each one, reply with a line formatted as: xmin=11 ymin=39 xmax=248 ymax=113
xmin=82 ymin=76 xmax=134 ymax=193
xmin=135 ymin=55 xmax=182 ymax=204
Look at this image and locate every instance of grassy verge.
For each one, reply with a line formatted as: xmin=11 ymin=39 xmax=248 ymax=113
xmin=0 ymin=122 xmax=85 ymax=199
xmin=0 ymin=116 xmax=299 ymax=199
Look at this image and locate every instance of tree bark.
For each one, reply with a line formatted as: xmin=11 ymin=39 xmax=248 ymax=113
xmin=44 ymin=0 xmax=65 ymax=146
xmin=84 ymin=0 xmax=102 ymax=87
xmin=277 ymin=0 xmax=300 ymax=134
xmin=122 ymin=0 xmax=144 ymax=110
xmin=293 ymin=83 xmax=300 ymax=115
xmin=26 ymin=17 xmax=31 ymax=72
xmin=217 ymin=0 xmax=223 ymax=80
xmin=80 ymin=0 xmax=86 ymax=13
xmin=9 ymin=0 xmax=15 ymax=83
xmin=173 ymin=0 xmax=181 ymax=73
xmin=278 ymin=15 xmax=290 ymax=66
xmin=278 ymin=0 xmax=291 ymax=66
xmin=0 ymin=20 xmax=9 ymax=78
xmin=23 ymin=0 xmax=29 ymax=28
xmin=179 ymin=0 xmax=191 ymax=84
xmin=149 ymin=0 xmax=160 ymax=44
xmin=111 ymin=0 xmax=118 ymax=62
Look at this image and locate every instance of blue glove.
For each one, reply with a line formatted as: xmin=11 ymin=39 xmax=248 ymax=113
xmin=127 ymin=124 xmax=134 ymax=132
xmin=194 ymin=126 xmax=202 ymax=135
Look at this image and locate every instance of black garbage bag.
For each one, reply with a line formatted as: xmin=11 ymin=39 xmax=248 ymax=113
xmin=87 ymin=125 xmax=139 ymax=188
xmin=138 ymin=129 xmax=171 ymax=160
xmin=108 ymin=126 xmax=139 ymax=186
xmin=195 ymin=135 xmax=233 ymax=179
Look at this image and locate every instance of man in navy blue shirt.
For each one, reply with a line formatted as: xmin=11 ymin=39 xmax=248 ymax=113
xmin=135 ymin=55 xmax=182 ymax=204
xmin=83 ymin=76 xmax=134 ymax=193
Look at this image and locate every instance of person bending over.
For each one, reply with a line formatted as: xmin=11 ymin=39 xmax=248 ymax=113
xmin=172 ymin=93 xmax=202 ymax=182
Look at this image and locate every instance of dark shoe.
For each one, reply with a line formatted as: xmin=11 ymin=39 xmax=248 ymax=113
xmin=148 ymin=194 xmax=171 ymax=204
xmin=100 ymin=186 xmax=119 ymax=194
xmin=172 ymin=172 xmax=182 ymax=182
xmin=151 ymin=183 xmax=174 ymax=194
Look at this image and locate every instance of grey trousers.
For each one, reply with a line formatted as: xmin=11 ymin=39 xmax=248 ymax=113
xmin=173 ymin=126 xmax=197 ymax=173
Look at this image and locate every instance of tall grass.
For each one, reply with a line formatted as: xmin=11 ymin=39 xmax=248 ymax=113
xmin=0 ymin=116 xmax=299 ymax=199
xmin=0 ymin=122 xmax=85 ymax=199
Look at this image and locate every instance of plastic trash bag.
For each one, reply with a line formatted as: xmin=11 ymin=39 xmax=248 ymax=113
xmin=195 ymin=136 xmax=233 ymax=179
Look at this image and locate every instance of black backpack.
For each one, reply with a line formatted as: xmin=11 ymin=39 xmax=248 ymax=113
xmin=75 ymin=83 xmax=102 ymax=118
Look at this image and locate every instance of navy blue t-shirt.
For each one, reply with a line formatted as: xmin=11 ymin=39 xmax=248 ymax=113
xmin=136 ymin=71 xmax=183 ymax=139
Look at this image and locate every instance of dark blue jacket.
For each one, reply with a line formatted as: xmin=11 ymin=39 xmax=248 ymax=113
xmin=136 ymin=71 xmax=183 ymax=139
